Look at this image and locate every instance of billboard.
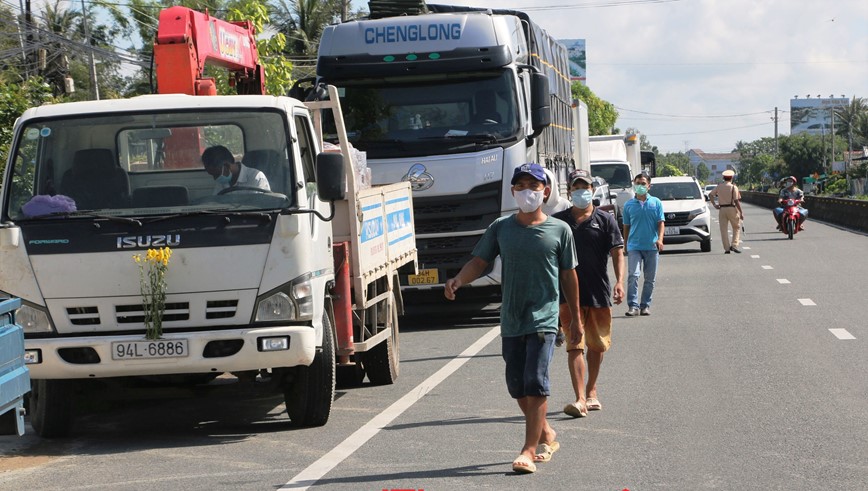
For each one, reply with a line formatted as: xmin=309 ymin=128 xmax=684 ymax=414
xmin=559 ymin=38 xmax=586 ymax=84
xmin=790 ymin=97 xmax=849 ymax=135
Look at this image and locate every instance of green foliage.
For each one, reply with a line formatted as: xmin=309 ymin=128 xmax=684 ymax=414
xmin=695 ymin=162 xmax=709 ymax=182
xmin=227 ymin=0 xmax=294 ymax=96
xmin=824 ymin=175 xmax=849 ymax=195
xmin=571 ymin=82 xmax=618 ymax=136
xmin=657 ymin=163 xmax=685 ymax=177
xmin=0 ymin=78 xmax=58 ymax=180
xmin=656 ymin=151 xmax=691 ymax=176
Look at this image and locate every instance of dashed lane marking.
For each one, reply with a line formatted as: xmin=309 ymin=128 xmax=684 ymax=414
xmin=743 ymin=246 xmax=751 ymax=250
xmin=280 ymin=325 xmax=501 ymax=490
xmin=777 ymin=279 xmax=790 ymax=284
xmin=751 ymin=255 xmax=761 ymax=259
xmin=798 ymin=298 xmax=816 ymax=306
xmin=762 ymin=265 xmax=774 ymax=270
xmin=829 ymin=329 xmax=856 ymax=340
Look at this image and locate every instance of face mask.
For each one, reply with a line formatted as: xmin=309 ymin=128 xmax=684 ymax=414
xmin=215 ymin=166 xmax=232 ymax=185
xmin=785 ymin=180 xmax=794 ymax=187
xmin=571 ymin=189 xmax=593 ymax=208
xmin=633 ymin=184 xmax=648 ymax=195
xmin=514 ymin=189 xmax=545 ymax=213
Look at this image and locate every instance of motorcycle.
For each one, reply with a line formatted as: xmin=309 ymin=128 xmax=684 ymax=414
xmin=778 ymin=198 xmax=803 ymax=239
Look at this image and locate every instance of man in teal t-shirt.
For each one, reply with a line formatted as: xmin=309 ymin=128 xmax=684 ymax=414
xmin=445 ymin=163 xmax=579 ymax=475
xmin=621 ymin=172 xmax=665 ymax=317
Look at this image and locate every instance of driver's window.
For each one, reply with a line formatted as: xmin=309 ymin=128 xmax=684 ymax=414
xmin=294 ymin=115 xmax=316 ymax=183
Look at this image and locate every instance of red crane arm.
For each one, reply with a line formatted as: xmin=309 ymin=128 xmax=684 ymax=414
xmin=154 ymin=6 xmax=266 ymax=95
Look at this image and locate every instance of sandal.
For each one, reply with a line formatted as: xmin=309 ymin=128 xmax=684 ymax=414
xmin=564 ymin=401 xmax=588 ymax=418
xmin=533 ymin=441 xmax=560 ymax=462
xmin=512 ymin=454 xmax=537 ymax=474
xmin=586 ymin=398 xmax=602 ymax=411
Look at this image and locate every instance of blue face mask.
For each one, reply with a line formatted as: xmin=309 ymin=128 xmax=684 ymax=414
xmin=633 ymin=184 xmax=648 ymax=195
xmin=215 ymin=165 xmax=232 ymax=185
xmin=571 ymin=189 xmax=593 ymax=208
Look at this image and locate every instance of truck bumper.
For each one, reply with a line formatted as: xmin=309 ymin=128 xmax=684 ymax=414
xmin=24 ymin=326 xmax=316 ymax=379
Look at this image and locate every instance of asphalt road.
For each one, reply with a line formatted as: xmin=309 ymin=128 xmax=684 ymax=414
xmin=2 ymin=203 xmax=867 ymax=490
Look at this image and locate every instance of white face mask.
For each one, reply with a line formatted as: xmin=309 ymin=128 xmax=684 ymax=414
xmin=514 ymin=189 xmax=545 ymax=213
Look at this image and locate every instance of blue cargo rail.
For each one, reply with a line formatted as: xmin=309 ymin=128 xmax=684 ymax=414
xmin=0 ymin=298 xmax=30 ymax=436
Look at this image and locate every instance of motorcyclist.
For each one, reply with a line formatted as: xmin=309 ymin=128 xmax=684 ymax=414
xmin=773 ymin=176 xmax=808 ymax=231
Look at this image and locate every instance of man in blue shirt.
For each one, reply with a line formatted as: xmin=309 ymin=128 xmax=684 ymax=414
xmin=445 ymin=163 xmax=580 ymax=474
xmin=622 ymin=173 xmax=664 ymax=316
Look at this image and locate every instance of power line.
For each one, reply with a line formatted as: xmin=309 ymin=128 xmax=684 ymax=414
xmin=644 ymin=121 xmax=773 ymax=137
xmin=616 ymin=106 xmax=772 ymax=119
xmin=517 ymin=0 xmax=685 ymax=11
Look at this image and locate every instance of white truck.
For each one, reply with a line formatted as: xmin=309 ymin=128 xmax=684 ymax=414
xmin=312 ymin=3 xmax=577 ymax=302
xmin=0 ymin=87 xmax=416 ymax=437
xmin=588 ymin=133 xmax=642 ymax=223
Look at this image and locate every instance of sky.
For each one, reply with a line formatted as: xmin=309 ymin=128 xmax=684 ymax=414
xmin=351 ymin=0 xmax=868 ymax=154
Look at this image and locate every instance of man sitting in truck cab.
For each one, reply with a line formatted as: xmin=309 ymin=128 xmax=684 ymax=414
xmin=201 ymin=145 xmax=271 ymax=195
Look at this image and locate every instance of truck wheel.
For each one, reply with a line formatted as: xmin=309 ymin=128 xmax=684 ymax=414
xmin=362 ymin=292 xmax=400 ymax=385
xmin=30 ymin=379 xmax=74 ymax=438
xmin=336 ymin=362 xmax=365 ymax=388
xmin=700 ymin=239 xmax=711 ymax=252
xmin=285 ymin=308 xmax=335 ymax=427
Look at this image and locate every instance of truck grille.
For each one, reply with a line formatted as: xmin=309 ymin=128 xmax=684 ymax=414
xmin=664 ymin=211 xmax=691 ymax=227
xmin=413 ymin=182 xmax=501 ymax=235
xmin=65 ymin=300 xmax=239 ymax=325
xmin=412 ymin=182 xmax=500 ymax=278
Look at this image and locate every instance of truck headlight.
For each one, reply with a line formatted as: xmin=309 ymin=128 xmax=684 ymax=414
xmin=254 ymin=275 xmax=314 ymax=322
xmin=17 ymin=303 xmax=54 ymax=333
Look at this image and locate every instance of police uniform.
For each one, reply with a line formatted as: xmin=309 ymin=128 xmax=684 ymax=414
xmin=708 ymin=171 xmax=741 ymax=252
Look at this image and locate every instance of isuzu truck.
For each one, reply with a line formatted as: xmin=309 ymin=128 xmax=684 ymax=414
xmin=314 ymin=3 xmax=577 ymax=300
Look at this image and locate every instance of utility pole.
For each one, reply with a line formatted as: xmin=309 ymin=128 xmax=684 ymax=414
xmin=830 ymin=106 xmax=835 ymax=173
xmin=81 ymin=0 xmax=100 ymax=100
xmin=773 ymin=106 xmax=779 ymax=156
xmin=341 ymin=0 xmax=349 ymax=22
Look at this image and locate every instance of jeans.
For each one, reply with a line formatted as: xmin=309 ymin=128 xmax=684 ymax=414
xmin=627 ymin=249 xmax=659 ymax=309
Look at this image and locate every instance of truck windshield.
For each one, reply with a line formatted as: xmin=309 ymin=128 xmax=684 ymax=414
xmin=326 ymin=70 xmax=520 ymax=158
xmin=4 ymin=110 xmax=294 ymax=221
xmin=591 ymin=163 xmax=633 ymax=189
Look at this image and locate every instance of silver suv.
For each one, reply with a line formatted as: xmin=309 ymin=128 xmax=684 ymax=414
xmin=651 ymin=176 xmax=712 ymax=252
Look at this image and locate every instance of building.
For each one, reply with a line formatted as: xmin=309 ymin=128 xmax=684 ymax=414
xmin=688 ymin=149 xmax=741 ymax=183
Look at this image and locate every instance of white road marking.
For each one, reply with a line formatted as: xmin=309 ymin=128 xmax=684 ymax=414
xmin=829 ymin=329 xmax=856 ymax=340
xmin=743 ymin=246 xmax=751 ymax=250
xmin=762 ymin=265 xmax=774 ymax=270
xmin=751 ymin=255 xmax=761 ymax=259
xmin=281 ymin=325 xmax=502 ymax=490
xmin=798 ymin=298 xmax=816 ymax=306
xmin=777 ymin=279 xmax=791 ymax=284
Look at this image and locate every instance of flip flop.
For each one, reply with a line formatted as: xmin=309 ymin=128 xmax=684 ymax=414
xmin=586 ymin=398 xmax=602 ymax=411
xmin=564 ymin=402 xmax=588 ymax=418
xmin=512 ymin=454 xmax=537 ymax=474
xmin=533 ymin=441 xmax=560 ymax=462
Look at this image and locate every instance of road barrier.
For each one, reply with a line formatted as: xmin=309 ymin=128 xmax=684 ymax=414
xmin=740 ymin=192 xmax=868 ymax=233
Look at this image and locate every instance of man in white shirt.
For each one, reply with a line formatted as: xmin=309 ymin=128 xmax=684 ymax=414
xmin=201 ymin=145 xmax=270 ymax=195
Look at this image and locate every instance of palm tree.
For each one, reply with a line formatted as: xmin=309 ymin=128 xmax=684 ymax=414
xmin=271 ymin=0 xmax=341 ymax=57
xmin=835 ymin=96 xmax=868 ymax=149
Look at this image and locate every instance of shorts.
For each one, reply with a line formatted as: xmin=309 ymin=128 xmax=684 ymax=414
xmin=502 ymin=332 xmax=556 ymax=399
xmin=566 ymin=306 xmax=612 ymax=353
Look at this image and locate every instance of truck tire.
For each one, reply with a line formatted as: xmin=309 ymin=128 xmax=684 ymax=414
xmin=700 ymin=239 xmax=712 ymax=252
xmin=362 ymin=291 xmax=400 ymax=385
xmin=30 ymin=379 xmax=74 ymax=438
xmin=285 ymin=308 xmax=335 ymax=427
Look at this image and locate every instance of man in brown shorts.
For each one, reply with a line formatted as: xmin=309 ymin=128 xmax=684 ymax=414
xmin=552 ymin=169 xmax=625 ymax=416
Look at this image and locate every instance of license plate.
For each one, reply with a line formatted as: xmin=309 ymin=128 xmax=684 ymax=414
xmin=112 ymin=339 xmax=189 ymax=360
xmin=408 ymin=268 xmax=439 ymax=285
xmin=664 ymin=226 xmax=680 ymax=236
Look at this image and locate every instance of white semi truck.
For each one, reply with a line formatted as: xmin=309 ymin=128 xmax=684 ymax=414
xmin=0 ymin=88 xmax=416 ymax=437
xmin=588 ymin=133 xmax=642 ymax=223
xmin=313 ymin=3 xmax=577 ymax=301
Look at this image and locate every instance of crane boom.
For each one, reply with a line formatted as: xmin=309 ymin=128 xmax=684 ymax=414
xmin=154 ymin=6 xmax=265 ymax=95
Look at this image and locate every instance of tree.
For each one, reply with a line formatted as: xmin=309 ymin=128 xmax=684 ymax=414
xmin=271 ymin=0 xmax=342 ymax=80
xmin=571 ymin=82 xmax=618 ymax=136
xmin=657 ymin=163 xmax=685 ymax=177
xmin=695 ymin=162 xmax=709 ymax=182
xmin=0 ymin=77 xmax=58 ymax=179
xmin=226 ymin=0 xmax=293 ymax=96
xmin=834 ymin=96 xmax=868 ymax=149
xmin=656 ymin=152 xmax=690 ymax=176
xmin=778 ymin=134 xmax=827 ymax=179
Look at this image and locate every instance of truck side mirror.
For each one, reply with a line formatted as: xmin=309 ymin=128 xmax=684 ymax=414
xmin=316 ymin=152 xmax=346 ymax=202
xmin=530 ymin=72 xmax=551 ymax=138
